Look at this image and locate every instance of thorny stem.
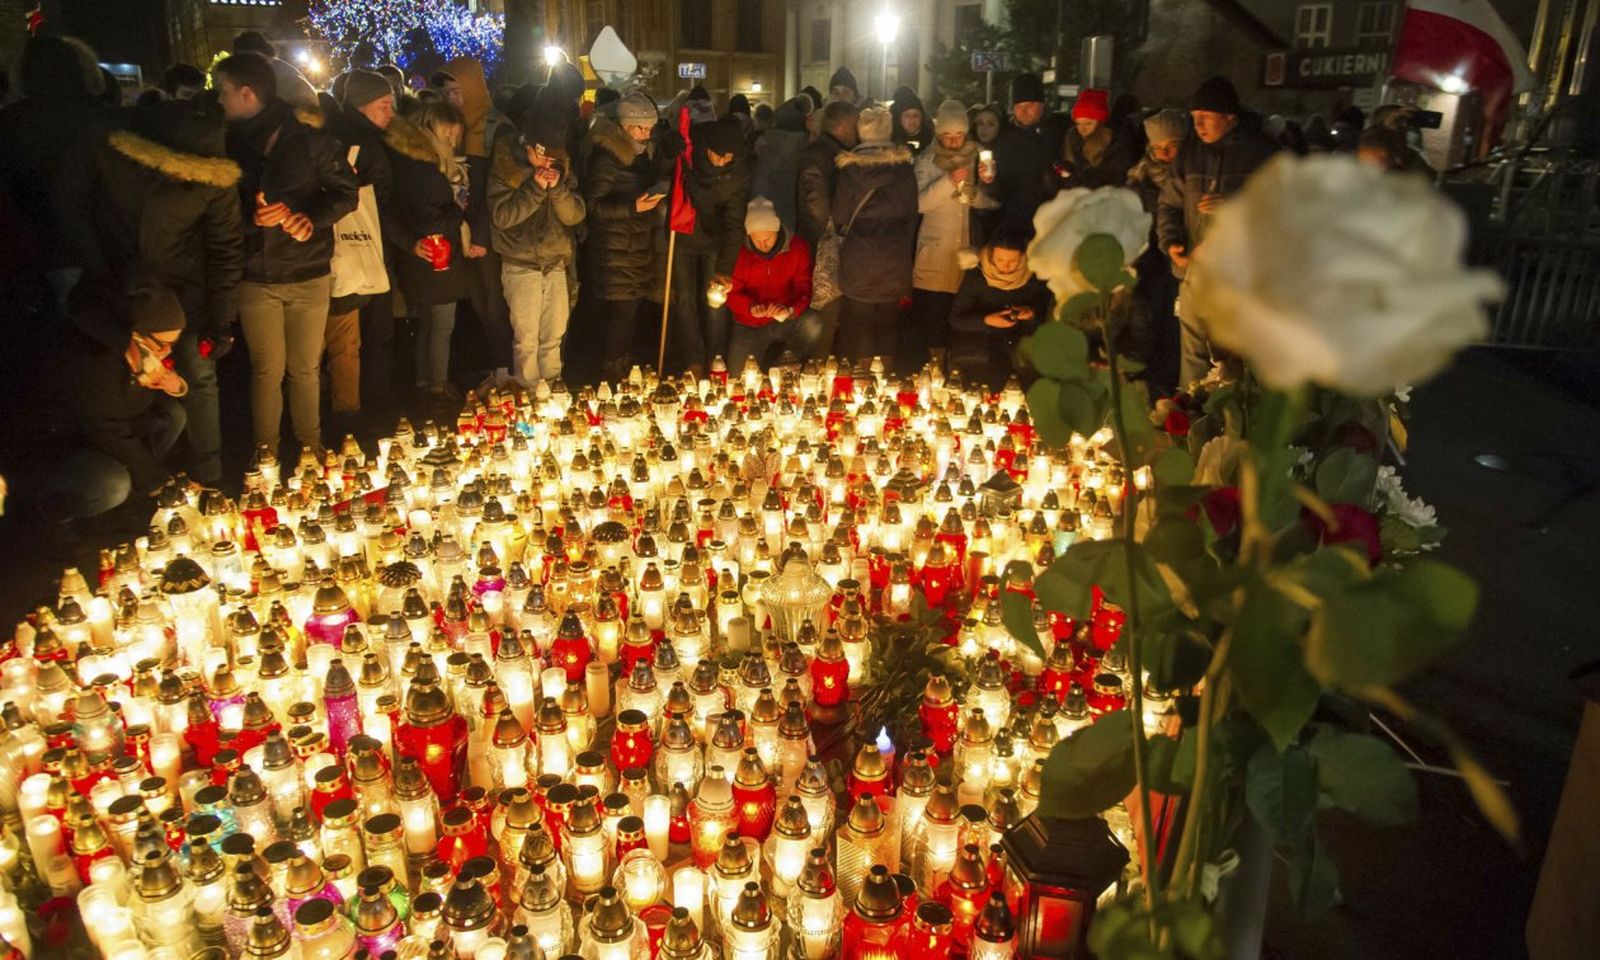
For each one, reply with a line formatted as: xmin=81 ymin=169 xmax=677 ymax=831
xmin=1100 ymin=306 xmax=1160 ymax=908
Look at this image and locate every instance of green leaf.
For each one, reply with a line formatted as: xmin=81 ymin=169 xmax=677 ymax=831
xmin=1027 ymin=378 xmax=1072 ymax=449
xmin=1245 ymin=741 xmax=1318 ymax=841
xmin=1001 ymin=588 xmax=1046 ymax=662
xmin=1117 ymin=382 xmax=1162 ymax=467
xmin=1144 ymin=516 xmax=1205 ymax=569
xmin=1074 ymin=233 xmax=1129 ymax=292
xmin=1038 ymin=709 xmax=1138 ymax=818
xmin=1143 ymin=628 xmax=1212 ymax=690
xmin=1058 ymin=291 xmax=1102 ymax=327
xmin=1154 ymin=447 xmax=1196 ymax=488
xmin=1278 ymin=544 xmax=1370 ymax=604
xmin=1305 ymin=560 xmax=1478 ymax=689
xmin=1146 ymin=730 xmax=1196 ymax=794
xmin=1229 ymin=582 xmax=1320 ymax=751
xmin=1058 ymin=379 xmax=1107 ymax=437
xmin=1307 ymin=728 xmax=1418 ymax=826
xmin=1314 ymin=447 xmax=1379 ymax=506
xmin=1025 ymin=323 xmax=1090 ymax=381
xmin=1035 ymin=540 xmax=1173 ymax=623
xmin=1288 ymin=829 xmax=1339 ymax=917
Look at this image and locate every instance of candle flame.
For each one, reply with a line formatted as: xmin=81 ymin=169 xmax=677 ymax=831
xmin=875 ymin=726 xmax=892 ymax=753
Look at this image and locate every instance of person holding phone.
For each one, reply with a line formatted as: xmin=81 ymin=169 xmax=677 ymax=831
xmin=1157 ymin=75 xmax=1277 ymax=387
xmin=947 ymin=228 xmax=1053 ymax=388
xmin=672 ymin=115 xmax=753 ymax=378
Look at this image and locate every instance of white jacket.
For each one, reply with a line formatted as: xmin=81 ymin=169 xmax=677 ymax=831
xmin=912 ymin=145 xmax=997 ymax=294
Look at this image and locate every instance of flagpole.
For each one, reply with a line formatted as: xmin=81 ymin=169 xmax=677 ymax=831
xmin=657 ymin=228 xmax=677 ymax=374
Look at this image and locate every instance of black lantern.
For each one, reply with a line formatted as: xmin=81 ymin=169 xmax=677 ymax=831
xmin=979 ymin=469 xmax=1023 ymax=517
xmin=999 ymin=815 xmax=1128 ymax=959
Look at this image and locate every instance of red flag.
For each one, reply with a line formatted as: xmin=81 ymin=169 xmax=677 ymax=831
xmin=1391 ymin=0 xmax=1535 ymax=128
xmin=668 ymin=104 xmax=697 ymax=235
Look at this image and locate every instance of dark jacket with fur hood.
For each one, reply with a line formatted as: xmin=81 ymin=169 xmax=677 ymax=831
xmin=831 ymin=142 xmax=918 ymax=303
xmin=488 ymin=135 xmax=585 ymax=270
xmin=680 ymin=129 xmax=753 ymax=275
xmin=225 ymin=98 xmax=359 ymax=285
xmin=580 ymin=117 xmax=670 ymax=301
xmin=384 ymin=113 xmax=466 ymax=310
xmin=60 ymin=100 xmax=244 ymax=336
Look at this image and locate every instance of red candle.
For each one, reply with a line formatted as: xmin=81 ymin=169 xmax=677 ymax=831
xmin=731 ymin=749 xmax=777 ymax=841
xmin=609 ymin=710 xmax=654 ymax=772
xmin=548 ymin=610 xmax=594 ymax=683
xmin=810 ymin=631 xmax=850 ymax=709
xmin=918 ymin=673 xmax=960 ymax=756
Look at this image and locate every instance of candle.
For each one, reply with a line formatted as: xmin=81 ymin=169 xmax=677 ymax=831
xmin=585 ymin=661 xmax=612 ymax=719
xmin=150 ymin=732 xmax=183 ymax=786
xmin=673 ymin=866 xmax=705 ymax=934
xmin=643 ymin=795 xmax=671 ymax=860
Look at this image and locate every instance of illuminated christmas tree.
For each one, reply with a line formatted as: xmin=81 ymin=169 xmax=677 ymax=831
xmin=307 ymin=0 xmax=504 ymax=73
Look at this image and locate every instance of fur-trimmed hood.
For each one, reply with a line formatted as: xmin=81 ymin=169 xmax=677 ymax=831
xmin=108 ymin=129 xmax=241 ymax=188
xmin=294 ymin=105 xmax=324 ymax=129
xmin=836 ymin=143 xmax=914 ymax=169
xmin=589 ymin=116 xmax=649 ymax=166
xmin=386 ymin=113 xmax=444 ymax=166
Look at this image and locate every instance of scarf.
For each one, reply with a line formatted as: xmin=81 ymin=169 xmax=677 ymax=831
xmin=929 ymin=138 xmax=978 ymax=174
xmin=980 ymin=246 xmax=1030 ymax=291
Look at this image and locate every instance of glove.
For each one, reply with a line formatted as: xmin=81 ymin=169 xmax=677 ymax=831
xmin=199 ymin=326 xmax=235 ymax=360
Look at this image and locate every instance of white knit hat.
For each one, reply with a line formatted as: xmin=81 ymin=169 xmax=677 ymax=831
xmin=745 ymin=197 xmax=780 ymax=235
xmin=934 ymin=99 xmax=968 ymax=135
xmin=616 ymin=92 xmax=658 ymax=126
xmin=857 ymin=105 xmax=892 ymax=144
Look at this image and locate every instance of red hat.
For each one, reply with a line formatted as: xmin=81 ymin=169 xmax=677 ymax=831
xmin=1072 ymin=88 xmax=1110 ymax=122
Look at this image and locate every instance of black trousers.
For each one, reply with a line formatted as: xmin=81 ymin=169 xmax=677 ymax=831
xmin=464 ymin=250 xmax=513 ymax=372
xmin=838 ymin=298 xmax=900 ymax=368
xmin=898 ymin=289 xmax=954 ymax=374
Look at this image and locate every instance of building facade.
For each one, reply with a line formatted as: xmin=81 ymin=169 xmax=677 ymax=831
xmin=166 ymin=0 xmax=323 ymax=74
xmin=531 ymin=0 xmax=785 ymax=108
xmin=789 ymin=0 xmax=1007 ymax=103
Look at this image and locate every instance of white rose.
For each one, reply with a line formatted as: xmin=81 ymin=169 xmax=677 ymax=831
xmin=1374 ymin=465 xmax=1438 ymax=529
xmin=1027 ymin=187 xmax=1151 ymax=303
xmin=1186 ymin=155 xmax=1503 ymax=397
xmin=1192 ymin=435 xmax=1247 ymax=487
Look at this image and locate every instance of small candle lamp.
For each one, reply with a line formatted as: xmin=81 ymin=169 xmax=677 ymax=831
xmin=722 ymin=882 xmax=778 ymax=959
xmin=687 ymin=770 xmax=737 ymax=869
xmin=610 ymin=710 xmax=653 ymax=772
xmin=998 ymin=815 xmax=1129 ymax=960
xmin=562 ymin=799 xmax=612 ymax=900
xmin=787 ymin=847 xmax=842 ymax=959
xmin=513 ymin=863 xmax=572 ymax=955
xmin=441 ymin=875 xmax=502 ymax=959
xmin=955 ymin=708 xmax=995 ymax=804
xmin=658 ymin=905 xmax=711 ymax=960
xmin=890 ymin=901 xmax=955 ymax=957
xmin=762 ymin=795 xmax=812 ymax=898
xmin=909 ymin=784 xmax=961 ymax=897
xmin=795 ymin=757 xmax=836 ymax=837
xmin=549 ymin=609 xmax=594 ymax=683
xmin=935 ymin=843 xmax=988 ymax=942
xmin=919 ymin=672 xmax=960 ymax=756
xmin=841 ymin=864 xmax=905 ymax=960
xmin=352 ymin=883 xmax=404 ymax=956
xmin=809 ymin=628 xmax=850 ymax=718
xmin=653 ymin=716 xmax=704 ymax=793
xmin=396 ymin=678 xmax=466 ymax=803
xmin=836 ymin=796 xmax=895 ymax=905
xmin=730 ymin=749 xmax=776 ymax=841
xmin=969 ymin=889 xmax=1019 ymax=959
xmin=847 ymin=743 xmax=891 ymax=809
xmin=577 ymin=885 xmax=647 ymax=959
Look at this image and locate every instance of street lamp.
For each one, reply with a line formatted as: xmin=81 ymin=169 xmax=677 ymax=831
xmin=543 ymin=45 xmax=564 ymax=67
xmin=874 ymin=9 xmax=899 ymax=101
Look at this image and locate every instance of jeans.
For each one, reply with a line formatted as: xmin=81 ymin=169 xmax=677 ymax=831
xmin=169 ymin=330 xmax=221 ymax=483
xmin=239 ymin=275 xmax=332 ymax=452
xmin=7 ymin=398 xmax=186 ymax=520
xmin=838 ymin=298 xmax=900 ymax=367
xmin=670 ymin=249 xmax=731 ymax=372
xmin=415 ymin=301 xmax=458 ymax=390
xmin=466 ymin=249 xmax=513 ymax=371
xmin=726 ymin=310 xmax=826 ymax=372
xmin=502 ymin=262 xmax=570 ymax=386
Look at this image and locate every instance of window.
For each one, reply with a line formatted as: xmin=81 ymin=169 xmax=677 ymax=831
xmin=586 ymin=0 xmax=606 ymax=45
xmin=1294 ymin=4 xmax=1333 ymax=48
xmin=810 ymin=19 xmax=830 ymax=63
xmin=681 ymin=0 xmax=712 ymax=49
xmin=955 ymin=4 xmax=984 ymax=48
xmin=1356 ymin=2 xmax=1396 ymax=47
xmin=736 ymin=0 xmax=763 ymax=52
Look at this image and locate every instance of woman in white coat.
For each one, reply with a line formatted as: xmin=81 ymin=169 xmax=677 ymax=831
xmin=906 ymin=99 xmax=997 ymax=373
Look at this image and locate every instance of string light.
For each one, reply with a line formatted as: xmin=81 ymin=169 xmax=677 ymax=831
xmin=307 ymin=0 xmax=505 ymax=73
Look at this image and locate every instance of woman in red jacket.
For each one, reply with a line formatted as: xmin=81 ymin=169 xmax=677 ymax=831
xmin=724 ymin=197 xmax=824 ymax=371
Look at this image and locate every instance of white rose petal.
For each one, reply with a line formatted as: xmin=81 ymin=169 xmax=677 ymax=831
xmin=1187 ymin=155 xmax=1503 ymax=397
xmin=1028 ymin=187 xmax=1151 ymax=304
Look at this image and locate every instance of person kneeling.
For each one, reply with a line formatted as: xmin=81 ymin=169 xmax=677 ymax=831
xmin=947 ymin=228 xmax=1054 ymax=388
xmin=725 ymin=197 xmax=823 ymax=371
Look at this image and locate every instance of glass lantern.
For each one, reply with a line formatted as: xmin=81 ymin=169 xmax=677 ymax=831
xmin=998 ymin=815 xmax=1128 ymax=959
xmin=757 ymin=552 xmax=832 ymax=643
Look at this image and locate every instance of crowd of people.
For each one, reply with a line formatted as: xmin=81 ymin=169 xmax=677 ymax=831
xmin=0 ymin=30 xmax=1435 ymax=526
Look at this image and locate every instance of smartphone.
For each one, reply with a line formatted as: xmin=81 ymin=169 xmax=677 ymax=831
xmin=1413 ymin=109 xmax=1444 ymax=129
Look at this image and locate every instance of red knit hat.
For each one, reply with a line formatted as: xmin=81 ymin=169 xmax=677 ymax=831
xmin=1072 ymin=88 xmax=1110 ymax=122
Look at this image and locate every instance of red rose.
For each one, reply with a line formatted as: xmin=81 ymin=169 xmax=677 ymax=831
xmin=1305 ymin=503 xmax=1383 ymax=566
xmin=1163 ymin=407 xmax=1192 ymax=437
xmin=1329 ymin=421 xmax=1379 ymax=456
xmin=1185 ymin=486 xmax=1241 ymax=537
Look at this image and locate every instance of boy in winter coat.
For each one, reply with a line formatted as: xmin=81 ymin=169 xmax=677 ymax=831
xmin=725 ymin=198 xmax=821 ymax=372
xmin=489 ymin=102 xmax=586 ymax=387
xmin=832 ymin=105 xmax=918 ymax=367
xmin=58 ymin=97 xmax=243 ymax=485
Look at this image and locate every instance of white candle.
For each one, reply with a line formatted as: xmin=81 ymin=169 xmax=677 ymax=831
xmin=585 ymin=661 xmax=612 ymax=719
xmin=673 ymin=866 xmax=705 ymax=934
xmin=643 ymin=795 xmax=671 ymax=861
xmin=540 ymin=667 xmax=567 ymax=702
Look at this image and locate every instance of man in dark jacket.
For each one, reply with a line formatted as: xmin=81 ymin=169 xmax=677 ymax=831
xmin=672 ymin=116 xmax=753 ymax=377
xmin=1157 ymin=76 xmax=1278 ymax=386
xmin=753 ymin=97 xmax=811 ymax=232
xmin=890 ymin=85 xmax=931 ymax=154
xmin=580 ymin=92 xmax=672 ymax=383
xmin=58 ymin=98 xmax=243 ymax=486
xmin=828 ymin=67 xmax=860 ymax=105
xmin=216 ymin=52 xmax=359 ymax=456
xmin=796 ymin=101 xmax=859 ymax=245
xmin=832 ymin=105 xmax=918 ymax=367
xmin=325 ymin=70 xmax=400 ymax=425
xmin=991 ymin=73 xmax=1065 ymax=232
xmin=1 ymin=274 xmax=190 ymax=521
xmin=490 ymin=100 xmax=586 ymax=387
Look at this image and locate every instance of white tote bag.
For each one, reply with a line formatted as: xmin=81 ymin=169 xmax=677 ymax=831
xmin=330 ymin=145 xmax=390 ymax=298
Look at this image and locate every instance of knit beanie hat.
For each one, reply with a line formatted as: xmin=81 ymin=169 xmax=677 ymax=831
xmin=745 ymin=197 xmax=780 ymax=235
xmin=933 ymin=99 xmax=968 ymax=135
xmin=1071 ymin=88 xmax=1110 ymax=122
xmin=1142 ymin=107 xmax=1188 ymax=145
xmin=1190 ymin=75 xmax=1241 ymax=114
xmin=800 ymin=85 xmax=824 ymax=110
xmin=343 ymin=70 xmax=393 ymax=109
xmin=616 ymin=91 xmax=658 ymax=126
xmin=857 ymin=105 xmax=892 ymax=144
xmin=127 ymin=275 xmax=187 ymax=334
xmin=518 ymin=101 xmax=569 ymax=158
xmin=375 ymin=64 xmax=406 ymax=101
xmin=1010 ymin=73 xmax=1044 ymax=106
xmin=695 ymin=116 xmax=746 ymax=155
xmin=828 ymin=66 xmax=859 ymax=97
xmin=727 ymin=93 xmax=751 ymax=116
